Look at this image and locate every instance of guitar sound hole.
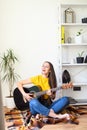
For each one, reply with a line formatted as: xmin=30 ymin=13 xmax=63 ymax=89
xmin=29 ymin=92 xmax=35 ymax=97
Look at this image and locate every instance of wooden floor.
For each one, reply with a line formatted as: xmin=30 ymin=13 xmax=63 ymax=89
xmin=41 ymin=114 xmax=87 ymax=130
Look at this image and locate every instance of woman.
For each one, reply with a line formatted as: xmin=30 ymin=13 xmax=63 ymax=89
xmin=17 ymin=61 xmax=72 ymax=120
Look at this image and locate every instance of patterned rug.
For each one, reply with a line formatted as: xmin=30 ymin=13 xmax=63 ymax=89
xmin=5 ymin=108 xmax=31 ymax=130
xmin=5 ymin=105 xmax=87 ymax=130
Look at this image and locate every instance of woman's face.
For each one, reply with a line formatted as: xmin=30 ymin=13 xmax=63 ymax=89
xmin=41 ymin=62 xmax=51 ymax=76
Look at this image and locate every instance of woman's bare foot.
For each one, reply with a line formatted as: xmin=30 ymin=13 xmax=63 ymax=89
xmin=57 ymin=113 xmax=70 ymax=120
xmin=48 ymin=109 xmax=70 ymax=120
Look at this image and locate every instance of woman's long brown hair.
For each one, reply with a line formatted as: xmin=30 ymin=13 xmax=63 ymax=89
xmin=45 ymin=61 xmax=57 ymax=89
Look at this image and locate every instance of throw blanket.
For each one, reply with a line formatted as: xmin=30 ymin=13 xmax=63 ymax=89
xmin=5 ymin=105 xmax=87 ymax=130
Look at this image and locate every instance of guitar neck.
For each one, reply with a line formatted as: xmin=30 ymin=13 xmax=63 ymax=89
xmin=35 ymin=86 xmax=62 ymax=98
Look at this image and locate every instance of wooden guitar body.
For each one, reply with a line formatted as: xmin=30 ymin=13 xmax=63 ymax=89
xmin=13 ymin=86 xmax=40 ymax=111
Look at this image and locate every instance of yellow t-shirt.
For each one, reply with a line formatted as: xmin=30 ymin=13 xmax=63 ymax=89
xmin=30 ymin=75 xmax=50 ymax=99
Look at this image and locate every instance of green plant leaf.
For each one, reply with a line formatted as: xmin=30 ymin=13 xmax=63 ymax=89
xmin=78 ymin=51 xmax=84 ymax=57
xmin=0 ymin=49 xmax=20 ymax=97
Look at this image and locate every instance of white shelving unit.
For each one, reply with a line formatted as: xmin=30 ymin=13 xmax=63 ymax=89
xmin=58 ymin=3 xmax=87 ymax=103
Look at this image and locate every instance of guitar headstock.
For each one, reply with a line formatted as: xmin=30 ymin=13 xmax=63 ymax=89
xmin=62 ymin=82 xmax=73 ymax=89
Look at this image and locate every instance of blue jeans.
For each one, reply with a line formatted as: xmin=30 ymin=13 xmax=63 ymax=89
xmin=29 ymin=96 xmax=69 ymax=116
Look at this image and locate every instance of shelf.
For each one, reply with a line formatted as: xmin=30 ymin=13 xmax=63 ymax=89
xmin=58 ymin=3 xmax=87 ymax=100
xmin=61 ymin=43 xmax=87 ymax=46
xmin=73 ymin=82 xmax=87 ymax=86
xmin=62 ymin=63 xmax=87 ymax=66
xmin=61 ymin=23 xmax=87 ymax=26
xmin=58 ymin=23 xmax=87 ymax=27
xmin=61 ymin=3 xmax=87 ymax=7
xmin=70 ymin=99 xmax=87 ymax=106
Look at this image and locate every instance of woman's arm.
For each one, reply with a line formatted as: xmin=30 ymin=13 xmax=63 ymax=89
xmin=17 ymin=78 xmax=33 ymax=101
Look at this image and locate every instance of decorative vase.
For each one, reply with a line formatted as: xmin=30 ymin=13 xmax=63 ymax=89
xmin=84 ymin=55 xmax=87 ymax=63
xmin=75 ymin=35 xmax=82 ymax=44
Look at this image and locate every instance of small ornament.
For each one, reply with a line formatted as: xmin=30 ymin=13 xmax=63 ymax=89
xmin=65 ymin=7 xmax=74 ymax=23
xmin=67 ymin=37 xmax=72 ymax=43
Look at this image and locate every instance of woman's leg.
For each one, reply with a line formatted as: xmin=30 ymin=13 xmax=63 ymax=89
xmin=29 ymin=98 xmax=50 ymax=116
xmin=29 ymin=98 xmax=70 ymax=120
xmin=49 ymin=96 xmax=70 ymax=113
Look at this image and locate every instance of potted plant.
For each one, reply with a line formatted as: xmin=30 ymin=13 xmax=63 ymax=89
xmin=0 ymin=49 xmax=20 ymax=108
xmin=76 ymin=51 xmax=84 ymax=63
xmin=75 ymin=29 xmax=83 ymax=43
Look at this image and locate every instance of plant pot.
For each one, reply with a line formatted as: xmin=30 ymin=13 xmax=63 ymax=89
xmin=5 ymin=96 xmax=15 ymax=109
xmin=76 ymin=57 xmax=84 ymax=63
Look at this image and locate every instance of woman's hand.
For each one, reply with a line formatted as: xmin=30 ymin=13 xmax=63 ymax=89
xmin=62 ymin=82 xmax=73 ymax=89
xmin=46 ymin=90 xmax=52 ymax=96
xmin=23 ymin=93 xmax=33 ymax=102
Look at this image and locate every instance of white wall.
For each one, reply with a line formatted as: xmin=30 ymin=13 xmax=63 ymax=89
xmin=0 ymin=0 xmax=87 ymax=105
xmin=0 ymin=0 xmax=59 ymax=105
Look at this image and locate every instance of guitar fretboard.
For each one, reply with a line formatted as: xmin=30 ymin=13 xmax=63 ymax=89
xmin=35 ymin=86 xmax=61 ymax=97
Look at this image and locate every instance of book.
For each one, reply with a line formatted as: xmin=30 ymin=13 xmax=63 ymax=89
xmin=61 ymin=26 xmax=65 ymax=44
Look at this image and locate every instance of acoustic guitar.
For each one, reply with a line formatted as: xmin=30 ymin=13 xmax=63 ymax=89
xmin=13 ymin=83 xmax=73 ymax=110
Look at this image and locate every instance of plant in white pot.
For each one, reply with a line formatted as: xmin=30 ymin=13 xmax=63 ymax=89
xmin=76 ymin=51 xmax=84 ymax=63
xmin=75 ymin=29 xmax=83 ymax=44
xmin=0 ymin=49 xmax=20 ymax=108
